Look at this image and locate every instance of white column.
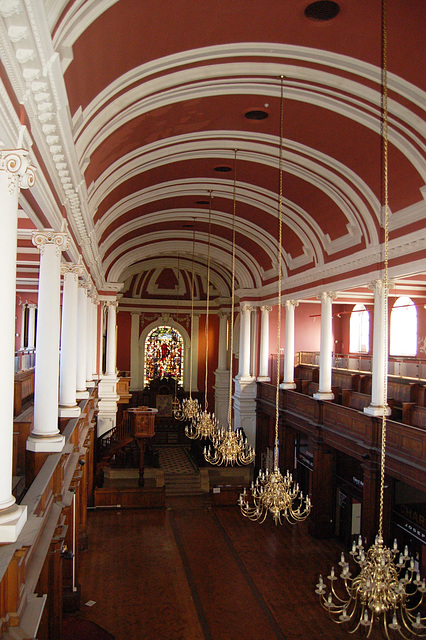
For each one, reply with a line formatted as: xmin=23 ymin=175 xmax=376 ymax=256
xmin=0 ymin=149 xmax=34 ymax=541
xmin=314 ymin=292 xmax=335 ymax=401
xmin=85 ymin=291 xmax=95 ymax=387
xmin=97 ymin=299 xmax=120 ymax=437
xmin=59 ymin=263 xmax=83 ymax=417
xmin=91 ymin=298 xmax=99 ymax=379
xmin=281 ymin=300 xmax=299 ymax=389
xmin=364 ymin=279 xmax=391 ymax=417
xmin=19 ymin=303 xmax=27 ymax=350
xmin=105 ymin=300 xmax=117 ymax=376
xmin=27 ymin=303 xmax=36 ymax=350
xmin=97 ymin=302 xmax=105 ymax=378
xmin=130 ymin=312 xmax=141 ymax=390
xmin=237 ymin=304 xmax=254 ymax=381
xmin=76 ymin=282 xmax=89 ymax=398
xmin=214 ymin=312 xmax=229 ymax=427
xmin=27 ymin=229 xmax=69 ymax=452
xmin=257 ymin=305 xmax=271 ymax=382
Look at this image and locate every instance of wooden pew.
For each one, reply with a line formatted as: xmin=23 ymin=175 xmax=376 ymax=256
xmin=13 ymin=406 xmax=34 ymax=476
xmin=402 ymin=404 xmax=426 ymax=429
xmin=14 ymin=369 xmax=34 ymax=416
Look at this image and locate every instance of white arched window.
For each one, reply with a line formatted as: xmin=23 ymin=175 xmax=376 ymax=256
xmin=350 ymin=304 xmax=370 ymax=353
xmin=390 ymin=296 xmax=417 ymax=356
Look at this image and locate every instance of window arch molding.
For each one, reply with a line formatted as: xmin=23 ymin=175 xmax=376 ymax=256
xmin=138 ymin=317 xmax=195 ymax=391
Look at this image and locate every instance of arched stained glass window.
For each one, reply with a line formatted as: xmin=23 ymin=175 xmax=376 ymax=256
xmin=349 ymin=304 xmax=370 ymax=353
xmin=144 ymin=325 xmax=184 ymax=386
xmin=390 ymin=296 xmax=417 ymax=356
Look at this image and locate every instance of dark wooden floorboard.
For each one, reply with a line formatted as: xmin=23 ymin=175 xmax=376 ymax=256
xmin=78 ymin=498 xmax=355 ymax=640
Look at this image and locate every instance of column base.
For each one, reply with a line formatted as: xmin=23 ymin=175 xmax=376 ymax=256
xmin=363 ymin=404 xmax=391 ymax=417
xmin=280 ymin=382 xmax=296 ymax=390
xmin=86 ymin=380 xmax=96 ymax=388
xmin=58 ymin=405 xmax=81 ymax=418
xmin=76 ymin=390 xmax=90 ymax=399
xmin=257 ymin=376 xmax=271 ymax=382
xmin=0 ymin=503 xmax=27 ymax=543
xmin=26 ymin=434 xmax=65 ymax=453
xmin=313 ymin=391 xmax=335 ymax=401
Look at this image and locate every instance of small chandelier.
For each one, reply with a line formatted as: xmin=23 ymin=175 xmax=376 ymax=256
xmin=204 ymin=150 xmax=255 ymax=466
xmin=239 ymin=76 xmax=311 ymax=525
xmin=316 ymin=1 xmax=425 ymax=635
xmin=186 ymin=191 xmax=218 ymax=441
xmin=174 ymin=223 xmax=201 ymax=422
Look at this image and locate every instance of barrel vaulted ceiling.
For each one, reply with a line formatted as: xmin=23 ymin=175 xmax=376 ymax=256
xmin=1 ymin=0 xmax=425 ymax=306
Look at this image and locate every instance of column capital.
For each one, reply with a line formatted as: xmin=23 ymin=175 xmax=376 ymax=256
xmin=317 ymin=291 xmax=337 ymax=303
xmin=0 ymin=148 xmax=36 ymax=192
xmin=32 ymin=229 xmax=69 ymax=256
xmin=284 ymin=299 xmax=299 ymax=309
xmin=105 ymin=300 xmax=118 ymax=309
xmin=61 ymin=262 xmax=85 ymax=279
xmin=368 ymin=279 xmax=395 ymax=293
xmin=260 ymin=305 xmax=272 ymax=313
xmin=240 ymin=303 xmax=255 ymax=313
xmin=28 ymin=302 xmax=37 ymax=309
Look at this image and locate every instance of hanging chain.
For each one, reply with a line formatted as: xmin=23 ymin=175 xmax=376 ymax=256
xmin=274 ymin=76 xmax=285 ymax=471
xmin=379 ymin=0 xmax=389 ymax=541
xmin=227 ymin=150 xmax=238 ymax=431
xmin=189 ymin=223 xmax=196 ymax=397
xmin=204 ymin=191 xmax=213 ymax=413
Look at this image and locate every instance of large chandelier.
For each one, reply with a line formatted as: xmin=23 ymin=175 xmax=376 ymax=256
xmin=174 ymin=223 xmax=201 ymax=422
xmin=204 ymin=150 xmax=255 ymax=466
xmin=239 ymin=76 xmax=311 ymax=524
xmin=187 ymin=191 xmax=219 ymax=440
xmin=316 ymin=1 xmax=425 ymax=635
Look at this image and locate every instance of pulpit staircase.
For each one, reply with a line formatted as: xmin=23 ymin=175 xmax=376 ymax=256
xmin=96 ymin=413 xmax=136 ymax=471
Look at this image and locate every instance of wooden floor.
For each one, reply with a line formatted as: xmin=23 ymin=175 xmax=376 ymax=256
xmin=78 ymin=496 xmax=354 ymax=640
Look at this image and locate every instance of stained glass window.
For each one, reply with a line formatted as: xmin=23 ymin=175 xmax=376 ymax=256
xmin=144 ymin=325 xmax=184 ymax=386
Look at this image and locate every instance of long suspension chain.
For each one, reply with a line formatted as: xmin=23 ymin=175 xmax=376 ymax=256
xmin=189 ymin=224 xmax=196 ymax=397
xmin=379 ymin=0 xmax=389 ymax=541
xmin=274 ymin=76 xmax=285 ymax=471
xmin=227 ymin=150 xmax=237 ymax=431
xmin=204 ymin=191 xmax=213 ymax=413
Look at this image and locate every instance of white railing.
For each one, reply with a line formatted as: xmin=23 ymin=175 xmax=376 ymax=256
xmin=14 ymin=349 xmax=36 ymax=373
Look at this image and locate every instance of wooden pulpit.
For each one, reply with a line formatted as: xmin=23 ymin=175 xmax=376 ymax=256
xmin=127 ymin=407 xmax=158 ymax=486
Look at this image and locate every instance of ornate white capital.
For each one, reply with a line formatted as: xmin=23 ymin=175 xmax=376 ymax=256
xmin=284 ymin=300 xmax=299 ymax=310
xmin=32 ymin=229 xmax=69 ymax=256
xmin=368 ymin=279 xmax=394 ymax=293
xmin=260 ymin=305 xmax=272 ymax=313
xmin=0 ymin=149 xmax=35 ymax=193
xmin=240 ymin=303 xmax=254 ymax=313
xmin=61 ymin=262 xmax=85 ymax=281
xmin=105 ymin=300 xmax=118 ymax=309
xmin=317 ymin=291 xmax=337 ymax=303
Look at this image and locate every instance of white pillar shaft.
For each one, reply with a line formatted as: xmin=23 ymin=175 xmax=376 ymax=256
xmin=0 ymin=165 xmax=20 ymax=510
xmin=318 ymin=293 xmax=333 ymax=394
xmin=76 ymin=286 xmax=87 ymax=391
xmin=86 ymin=296 xmax=93 ymax=382
xmin=59 ymin=269 xmax=79 ymax=407
xmin=20 ymin=305 xmax=27 ymax=350
xmin=33 ymin=242 xmax=62 ymax=436
xmin=92 ymin=301 xmax=98 ymax=377
xmin=238 ymin=306 xmax=252 ymax=378
xmin=191 ymin=314 xmax=199 ymax=391
xmin=105 ymin=302 xmax=117 ymax=376
xmin=284 ymin=302 xmax=296 ymax=384
xmin=27 ymin=304 xmax=36 ymax=349
xmin=370 ymin=280 xmax=389 ymax=409
xmin=258 ymin=306 xmax=271 ymax=379
xmin=97 ymin=304 xmax=104 ymax=377
xmin=217 ymin=313 xmax=228 ymax=371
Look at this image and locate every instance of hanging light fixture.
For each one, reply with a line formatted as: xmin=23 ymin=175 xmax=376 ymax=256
xmin=239 ymin=76 xmax=311 ymax=524
xmin=187 ymin=191 xmax=220 ymax=440
xmin=174 ymin=222 xmax=201 ymax=422
xmin=316 ymin=1 xmax=425 ymax=635
xmin=204 ymin=150 xmax=255 ymax=466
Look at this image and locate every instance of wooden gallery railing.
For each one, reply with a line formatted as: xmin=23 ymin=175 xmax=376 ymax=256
xmin=0 ymin=392 xmax=97 ymax=639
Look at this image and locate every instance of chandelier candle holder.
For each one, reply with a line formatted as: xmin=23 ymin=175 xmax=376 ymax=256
xmin=316 ymin=1 xmax=425 ymax=636
xmin=239 ymin=76 xmax=311 ymax=525
xmin=186 ymin=191 xmax=219 ymax=441
xmin=174 ymin=222 xmax=201 ymax=422
xmin=204 ymin=151 xmax=255 ymax=467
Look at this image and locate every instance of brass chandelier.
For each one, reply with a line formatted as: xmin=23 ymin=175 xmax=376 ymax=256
xmin=316 ymin=1 xmax=425 ymax=636
xmin=174 ymin=222 xmax=201 ymax=422
xmin=187 ymin=191 xmax=219 ymax=440
xmin=204 ymin=151 xmax=255 ymax=466
xmin=239 ymin=76 xmax=311 ymax=525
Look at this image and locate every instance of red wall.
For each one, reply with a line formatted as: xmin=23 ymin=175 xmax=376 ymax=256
xmin=117 ymin=311 xmax=131 ymax=373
